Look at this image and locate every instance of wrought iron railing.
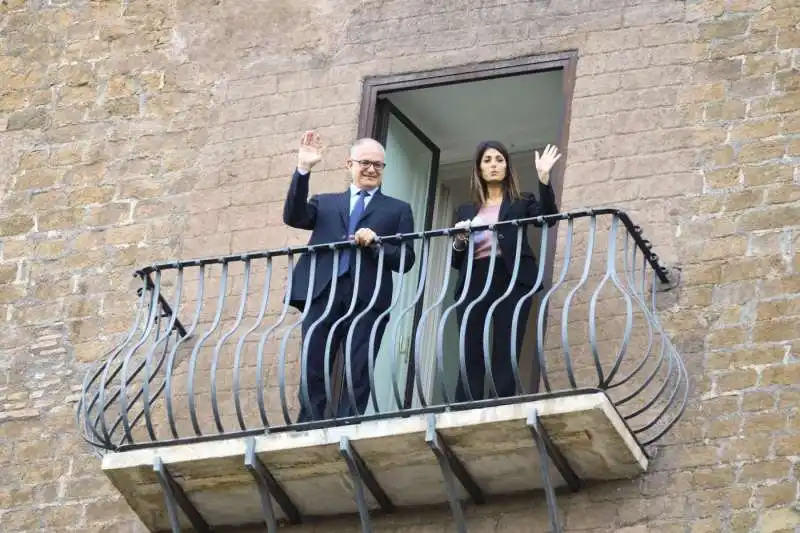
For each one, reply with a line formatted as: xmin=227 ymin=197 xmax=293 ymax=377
xmin=76 ymin=209 xmax=688 ymax=454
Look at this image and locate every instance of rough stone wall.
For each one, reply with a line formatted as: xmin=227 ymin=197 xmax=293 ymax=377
xmin=1 ymin=0 xmax=799 ymax=532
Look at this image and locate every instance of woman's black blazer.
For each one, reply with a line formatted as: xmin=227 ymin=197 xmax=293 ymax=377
xmin=451 ymin=181 xmax=558 ymax=295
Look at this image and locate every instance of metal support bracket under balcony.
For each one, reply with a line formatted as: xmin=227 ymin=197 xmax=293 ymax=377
xmin=339 ymin=436 xmax=395 ymax=533
xmin=153 ymin=456 xmax=210 ymax=533
xmin=244 ymin=437 xmax=302 ymax=532
xmin=426 ymin=414 xmax=486 ymax=533
xmin=527 ymin=409 xmax=581 ymax=493
xmin=527 ymin=409 xmax=580 ymax=533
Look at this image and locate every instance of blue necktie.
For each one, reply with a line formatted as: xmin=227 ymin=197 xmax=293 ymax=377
xmin=338 ymin=190 xmax=369 ymax=276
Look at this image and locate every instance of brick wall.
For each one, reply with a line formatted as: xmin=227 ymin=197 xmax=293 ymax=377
xmin=1 ymin=0 xmax=799 ymax=531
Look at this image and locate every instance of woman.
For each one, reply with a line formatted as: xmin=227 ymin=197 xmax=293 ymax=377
xmin=450 ymin=141 xmax=561 ymax=402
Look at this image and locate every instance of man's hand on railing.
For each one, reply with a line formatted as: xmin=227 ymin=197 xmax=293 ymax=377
xmin=353 ymin=228 xmax=377 ymax=247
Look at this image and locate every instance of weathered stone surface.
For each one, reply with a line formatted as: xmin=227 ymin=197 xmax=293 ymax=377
xmin=6 ymin=106 xmax=49 ymax=131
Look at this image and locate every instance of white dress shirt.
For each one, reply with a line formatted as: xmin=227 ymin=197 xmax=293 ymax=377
xmin=348 ymin=184 xmax=377 ymax=213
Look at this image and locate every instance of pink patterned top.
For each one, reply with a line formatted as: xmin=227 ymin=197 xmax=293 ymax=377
xmin=473 ymin=204 xmax=502 ymax=259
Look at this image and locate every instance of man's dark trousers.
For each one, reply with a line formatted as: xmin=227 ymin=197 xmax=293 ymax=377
xmin=296 ymin=272 xmax=390 ymax=423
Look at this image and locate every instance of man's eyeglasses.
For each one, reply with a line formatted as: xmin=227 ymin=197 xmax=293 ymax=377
xmin=351 ymin=159 xmax=386 ymax=170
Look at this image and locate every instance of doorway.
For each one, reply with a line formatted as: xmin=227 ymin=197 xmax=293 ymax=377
xmin=359 ymin=52 xmax=577 ymax=412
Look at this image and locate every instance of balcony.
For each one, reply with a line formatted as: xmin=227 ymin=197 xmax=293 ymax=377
xmin=76 ymin=209 xmax=688 ymax=533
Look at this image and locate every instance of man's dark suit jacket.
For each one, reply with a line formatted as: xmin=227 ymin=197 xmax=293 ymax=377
xmin=283 ymin=169 xmax=416 ymax=312
xmin=451 ymin=181 xmax=558 ymax=296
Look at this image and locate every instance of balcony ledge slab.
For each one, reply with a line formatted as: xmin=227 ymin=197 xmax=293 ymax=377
xmin=102 ymin=391 xmax=647 ymax=532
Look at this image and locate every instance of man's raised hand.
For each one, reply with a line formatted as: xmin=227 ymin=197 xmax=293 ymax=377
xmin=298 ymin=130 xmax=324 ymax=172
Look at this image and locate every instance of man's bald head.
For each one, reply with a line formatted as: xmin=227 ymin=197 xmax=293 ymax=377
xmin=350 ymin=138 xmax=385 ymax=159
xmin=347 ymin=138 xmax=386 ymax=190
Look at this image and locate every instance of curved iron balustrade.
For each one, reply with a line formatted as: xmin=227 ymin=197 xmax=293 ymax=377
xmin=76 ymin=209 xmax=688 ymax=454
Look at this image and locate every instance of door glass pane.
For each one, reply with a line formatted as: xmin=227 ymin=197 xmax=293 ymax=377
xmin=368 ymin=112 xmax=432 ymax=414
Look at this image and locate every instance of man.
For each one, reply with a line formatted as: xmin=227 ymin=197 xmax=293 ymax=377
xmin=283 ymin=130 xmax=416 ymax=422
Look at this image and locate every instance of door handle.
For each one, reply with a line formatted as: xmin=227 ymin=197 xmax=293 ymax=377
xmin=399 ymin=336 xmax=410 ymax=362
xmin=399 ymin=336 xmax=409 ymax=353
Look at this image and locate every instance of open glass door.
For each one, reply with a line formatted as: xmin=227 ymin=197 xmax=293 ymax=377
xmin=366 ymin=99 xmax=439 ymax=413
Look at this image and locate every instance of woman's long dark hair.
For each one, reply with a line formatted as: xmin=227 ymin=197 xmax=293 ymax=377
xmin=470 ymin=140 xmax=522 ymax=207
